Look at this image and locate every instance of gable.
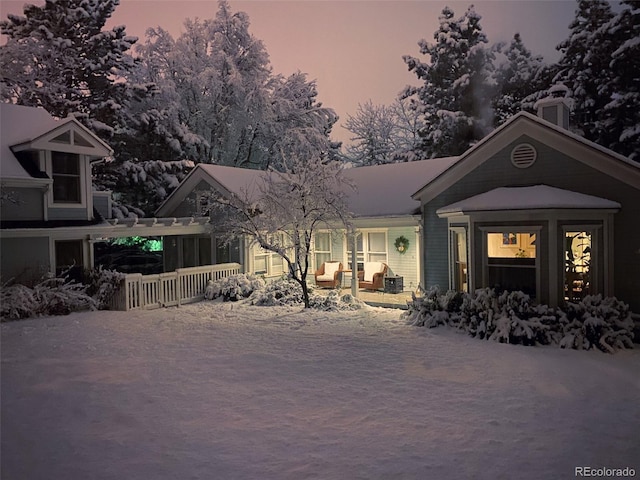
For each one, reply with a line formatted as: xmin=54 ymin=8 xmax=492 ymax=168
xmin=413 ymin=113 xmax=640 ymax=204
xmin=12 ymin=120 xmax=112 ymax=158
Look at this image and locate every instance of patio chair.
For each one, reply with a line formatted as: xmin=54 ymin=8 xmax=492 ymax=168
xmin=314 ymin=261 xmax=343 ymax=288
xmin=358 ymin=262 xmax=388 ymax=291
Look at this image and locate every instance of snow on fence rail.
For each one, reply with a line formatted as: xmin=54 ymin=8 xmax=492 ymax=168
xmin=109 ymin=263 xmax=242 ymax=311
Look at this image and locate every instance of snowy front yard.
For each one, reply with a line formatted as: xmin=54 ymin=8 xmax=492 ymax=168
xmin=2 ymin=302 xmax=639 ymax=480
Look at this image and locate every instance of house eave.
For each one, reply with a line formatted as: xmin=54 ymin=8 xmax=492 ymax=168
xmin=0 ymin=177 xmax=53 ymax=189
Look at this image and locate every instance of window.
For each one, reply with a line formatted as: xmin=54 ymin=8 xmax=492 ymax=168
xmin=52 ymin=151 xmax=81 ymax=203
xmin=346 ymin=230 xmax=387 ymax=270
xmin=485 ymin=230 xmax=538 ymax=298
xmin=253 ymin=234 xmax=287 ymax=276
xmin=314 ymin=232 xmax=332 ymax=268
xmin=564 ymin=230 xmax=594 ymax=302
xmin=367 ymin=232 xmax=387 ymax=262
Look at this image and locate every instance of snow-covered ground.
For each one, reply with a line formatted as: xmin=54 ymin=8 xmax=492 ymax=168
xmin=2 ymin=301 xmax=639 ymax=480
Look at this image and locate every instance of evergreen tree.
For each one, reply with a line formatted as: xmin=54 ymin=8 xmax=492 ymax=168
xmin=597 ymin=0 xmax=640 ymax=161
xmin=0 ymin=0 xmax=144 ymax=138
xmin=555 ymin=0 xmax=615 ymax=142
xmin=492 ymin=33 xmax=552 ymax=125
xmin=402 ymin=5 xmax=495 ymax=158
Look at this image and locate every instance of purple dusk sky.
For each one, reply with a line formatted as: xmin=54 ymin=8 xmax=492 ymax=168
xmin=1 ymin=0 xmax=582 ymax=145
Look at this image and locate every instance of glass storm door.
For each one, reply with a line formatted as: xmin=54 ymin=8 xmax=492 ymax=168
xmin=450 ymin=229 xmax=468 ymax=292
xmin=564 ymin=230 xmax=593 ymax=302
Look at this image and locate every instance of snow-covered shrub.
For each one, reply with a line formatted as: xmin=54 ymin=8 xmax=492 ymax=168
xmin=1 ymin=275 xmax=97 ymax=320
xmin=405 ymin=287 xmax=636 ymax=352
xmin=85 ymin=267 xmax=126 ymax=310
xmin=309 ymin=289 xmax=365 ymax=311
xmin=205 ymin=274 xmax=265 ymax=302
xmin=250 ymin=276 xmax=307 ymax=306
xmin=559 ymin=295 xmax=635 ymax=353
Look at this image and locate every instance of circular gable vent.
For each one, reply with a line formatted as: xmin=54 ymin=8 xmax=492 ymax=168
xmin=511 ymin=143 xmax=537 ymax=168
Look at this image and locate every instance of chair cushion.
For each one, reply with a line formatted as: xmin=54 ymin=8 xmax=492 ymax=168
xmin=323 ymin=262 xmax=340 ymax=278
xmin=316 ymin=274 xmax=334 ymax=281
xmin=363 ymin=262 xmax=383 ymax=282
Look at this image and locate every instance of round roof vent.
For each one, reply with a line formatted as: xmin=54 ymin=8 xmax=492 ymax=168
xmin=511 ymin=143 xmax=537 ymax=169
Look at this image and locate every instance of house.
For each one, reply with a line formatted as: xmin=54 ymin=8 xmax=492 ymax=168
xmin=156 ymin=158 xmax=458 ymax=292
xmin=156 ymin=92 xmax=639 ymax=311
xmin=412 ymin=95 xmax=640 ymax=311
xmin=0 ymin=104 xmax=212 ymax=284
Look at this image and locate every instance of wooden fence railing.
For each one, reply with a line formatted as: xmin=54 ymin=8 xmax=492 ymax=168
xmin=109 ymin=263 xmax=242 ymax=311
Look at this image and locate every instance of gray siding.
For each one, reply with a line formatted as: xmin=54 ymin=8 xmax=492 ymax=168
xmin=0 ymin=188 xmax=43 ymax=221
xmin=48 ymin=207 xmax=89 ymax=221
xmin=93 ymin=192 xmax=111 ymax=219
xmin=423 ymin=135 xmax=640 ymax=311
xmin=0 ymin=237 xmax=50 ymax=283
xmin=164 ymin=180 xmax=209 ymax=217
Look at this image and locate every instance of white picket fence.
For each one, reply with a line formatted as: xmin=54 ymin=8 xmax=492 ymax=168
xmin=110 ymin=263 xmax=242 ymax=311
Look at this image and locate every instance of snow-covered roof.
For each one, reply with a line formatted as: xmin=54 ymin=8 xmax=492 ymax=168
xmin=0 ymin=104 xmax=59 ymax=181
xmin=197 ymin=163 xmax=267 ymax=201
xmin=0 ymin=104 xmax=112 ymax=184
xmin=436 ymin=185 xmax=621 ymax=216
xmin=343 ymin=157 xmax=458 ymax=217
xmin=176 ymin=158 xmax=459 ymax=219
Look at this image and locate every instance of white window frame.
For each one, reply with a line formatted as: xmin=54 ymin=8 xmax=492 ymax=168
xmin=479 ymin=226 xmax=541 ymax=298
xmin=313 ymin=231 xmax=333 ymax=271
xmin=252 ymin=233 xmax=287 ymax=277
xmin=345 ymin=229 xmax=388 ymax=270
xmin=562 ymin=225 xmax=602 ymax=302
xmin=46 ymin=151 xmax=88 ymax=209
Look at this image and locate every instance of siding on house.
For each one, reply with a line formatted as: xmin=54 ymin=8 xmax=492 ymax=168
xmin=47 ymin=207 xmax=90 ymax=221
xmin=422 ymin=134 xmax=640 ymax=311
xmin=1 ymin=188 xmax=43 ymax=221
xmin=0 ymin=237 xmax=50 ymax=282
xmin=385 ymin=226 xmax=419 ymax=290
xmin=93 ymin=191 xmax=111 ymax=219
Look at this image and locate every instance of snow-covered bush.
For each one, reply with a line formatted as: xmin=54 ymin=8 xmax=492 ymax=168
xmin=309 ymin=289 xmax=365 ymax=311
xmin=404 ymin=287 xmax=636 ymax=353
xmin=1 ymin=275 xmax=97 ymax=320
xmin=85 ymin=267 xmax=126 ymax=310
xmin=249 ymin=277 xmax=365 ymax=311
xmin=250 ymin=276 xmax=308 ymax=306
xmin=204 ymin=274 xmax=265 ymax=302
xmin=559 ymin=295 xmax=635 ymax=353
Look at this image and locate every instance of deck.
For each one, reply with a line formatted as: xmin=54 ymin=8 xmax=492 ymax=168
xmin=335 ymin=287 xmax=414 ymax=309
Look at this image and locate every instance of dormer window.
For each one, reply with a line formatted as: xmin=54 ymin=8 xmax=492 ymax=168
xmin=52 ymin=151 xmax=81 ymax=203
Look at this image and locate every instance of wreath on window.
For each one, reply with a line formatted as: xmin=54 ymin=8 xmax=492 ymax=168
xmin=394 ymin=235 xmax=410 ymax=254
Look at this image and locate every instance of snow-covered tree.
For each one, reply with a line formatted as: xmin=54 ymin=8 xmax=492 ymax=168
xmin=207 ymin=142 xmax=353 ymax=308
xmin=492 ymin=33 xmax=554 ymax=125
xmin=343 ymin=100 xmax=397 ymax=165
xmin=597 ymin=0 xmax=640 ymax=161
xmin=555 ymin=0 xmax=615 ymax=141
xmin=0 ymin=0 xmax=145 ymax=139
xmin=402 ymin=5 xmax=495 ymax=158
xmin=133 ymin=1 xmax=273 ymax=167
xmin=267 ymin=71 xmax=340 ymax=169
xmin=342 ymin=98 xmax=423 ymax=165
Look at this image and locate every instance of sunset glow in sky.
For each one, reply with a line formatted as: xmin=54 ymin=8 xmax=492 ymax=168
xmin=1 ymin=0 xmax=581 ymax=145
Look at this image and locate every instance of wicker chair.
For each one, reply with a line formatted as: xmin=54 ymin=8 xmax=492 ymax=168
xmin=358 ymin=262 xmax=388 ymax=290
xmin=314 ymin=261 xmax=343 ymax=288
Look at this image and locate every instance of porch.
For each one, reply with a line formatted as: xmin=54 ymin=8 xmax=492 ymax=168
xmin=337 ymin=287 xmax=413 ymax=309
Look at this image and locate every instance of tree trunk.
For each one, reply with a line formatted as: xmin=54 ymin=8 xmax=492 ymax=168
xmin=300 ymin=278 xmax=311 ymax=309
